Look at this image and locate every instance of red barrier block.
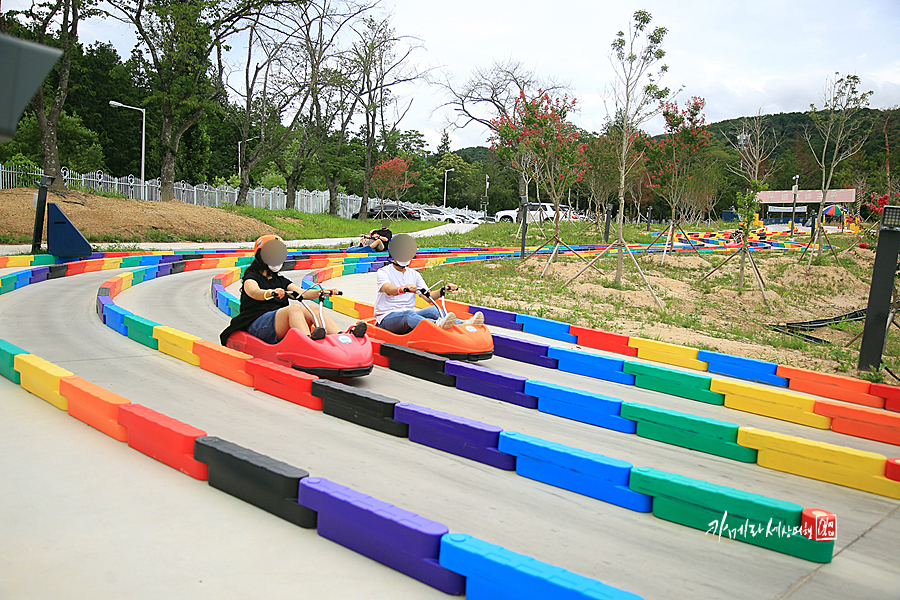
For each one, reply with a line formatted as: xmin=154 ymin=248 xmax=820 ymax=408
xmin=183 ymin=259 xmax=206 ymax=271
xmin=570 ymin=325 xmax=639 ymax=357
xmin=814 ymin=400 xmax=900 ymax=445
xmin=65 ymin=261 xmax=87 ymax=276
xmin=369 ymin=339 xmax=390 ymax=368
xmin=117 ymin=403 xmax=208 ymax=479
xmin=871 ymin=383 xmax=900 ymax=412
xmin=193 ymin=340 xmax=254 ymax=386
xmin=61 ymin=376 xmax=131 ymax=442
xmin=777 ymin=365 xmax=883 ymax=408
xmin=245 ymin=358 xmax=320 ymax=409
xmin=886 ymin=458 xmax=900 ymax=482
xmin=801 ymin=508 xmax=836 ymax=541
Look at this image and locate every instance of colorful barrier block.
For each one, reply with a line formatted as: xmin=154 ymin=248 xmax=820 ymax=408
xmin=467 ymin=305 xmax=523 ymax=331
xmin=14 ymin=353 xmax=74 ymax=410
xmin=871 ymin=383 xmax=900 ymax=412
xmin=813 ymin=400 xmax=900 ymax=445
xmin=117 ymin=403 xmax=208 ymax=480
xmin=60 ymin=376 xmax=130 ymax=441
xmin=152 ymin=326 xmax=201 ymax=366
xmin=619 ymin=402 xmax=757 ymax=462
xmin=311 ymin=379 xmax=408 ymax=437
xmin=570 ymin=325 xmax=638 ymax=357
xmin=711 ymin=379 xmax=832 ymax=429
xmin=445 ymin=360 xmax=537 ymax=408
xmin=627 ymin=338 xmax=708 ymax=371
xmin=776 ymin=366 xmax=883 ymax=408
xmin=244 ymin=358 xmax=319 ymax=409
xmin=628 ymin=467 xmax=833 ymax=563
xmin=0 ymin=338 xmax=28 ymax=384
xmin=547 ymin=346 xmax=635 ymax=386
xmin=498 ymin=431 xmax=652 ymax=512
xmin=490 ymin=333 xmax=558 ymax=369
xmin=623 ymin=361 xmax=724 ymax=405
xmin=525 ymin=380 xmax=636 ymax=433
xmin=696 ymin=350 xmax=788 ymax=387
xmin=439 ymin=533 xmax=644 ymax=600
xmin=298 ymin=477 xmax=465 ymax=595
xmin=194 ymin=436 xmax=316 ymax=527
xmin=379 ymin=343 xmax=456 ymax=387
xmin=102 ymin=304 xmax=133 ymax=336
xmin=123 ymin=314 xmax=160 ymax=349
xmin=394 ymin=402 xmax=516 ymax=470
xmin=886 ymin=458 xmax=900 ymax=482
xmin=514 ymin=314 xmax=577 ymax=343
xmin=193 ymin=340 xmax=254 ymax=386
xmin=736 ymin=427 xmax=900 ymax=499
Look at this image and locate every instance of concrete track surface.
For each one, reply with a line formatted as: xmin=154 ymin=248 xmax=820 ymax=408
xmin=1 ymin=265 xmax=898 ymax=600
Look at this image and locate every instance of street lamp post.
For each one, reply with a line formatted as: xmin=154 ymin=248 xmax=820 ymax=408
xmin=109 ymin=100 xmax=145 ymax=200
xmin=238 ymin=136 xmax=260 ymax=183
xmin=443 ymin=168 xmax=455 ymax=208
xmin=790 ymin=174 xmax=799 ymax=240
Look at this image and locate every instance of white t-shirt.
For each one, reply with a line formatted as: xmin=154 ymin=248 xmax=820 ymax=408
xmin=374 ymin=263 xmax=427 ymax=322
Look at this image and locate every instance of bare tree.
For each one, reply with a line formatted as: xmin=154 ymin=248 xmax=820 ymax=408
xmin=804 ymin=72 xmax=872 ymax=254
xmin=607 ymin=9 xmax=674 ymax=285
xmin=726 ymin=110 xmax=779 ymax=185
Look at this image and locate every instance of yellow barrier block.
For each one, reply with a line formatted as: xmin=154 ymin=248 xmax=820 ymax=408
xmin=152 ymin=326 xmax=201 ymax=366
xmin=14 ymin=354 xmax=74 ymax=410
xmin=711 ymin=379 xmax=832 ymax=429
xmin=330 ymin=295 xmax=360 ymax=319
xmin=414 ymin=296 xmax=430 ymax=309
xmin=628 ymin=337 xmax=708 ymax=370
xmin=116 ymin=271 xmax=134 ymax=292
xmin=217 ymin=257 xmax=238 ymax=267
xmin=101 ymin=258 xmax=123 ymax=270
xmin=737 ymin=427 xmax=900 ymax=499
xmin=5 ymin=255 xmax=33 ymax=267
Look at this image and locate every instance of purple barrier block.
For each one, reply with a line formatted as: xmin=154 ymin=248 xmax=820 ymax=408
xmin=29 ymin=266 xmax=49 ymax=284
xmin=394 ymin=402 xmax=515 ymax=470
xmin=445 ymin=360 xmax=538 ymax=408
xmin=298 ymin=477 xmax=465 ymax=595
xmin=491 ymin=332 xmax=558 ymax=369
xmin=468 ymin=305 xmax=524 ymax=331
xmin=96 ymin=295 xmax=113 ymax=322
xmin=156 ymin=262 xmax=173 ymax=277
xmin=159 ymin=254 xmax=183 ymax=263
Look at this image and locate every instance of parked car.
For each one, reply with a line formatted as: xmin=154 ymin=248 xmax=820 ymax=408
xmin=352 ymin=203 xmax=419 ymax=220
xmin=495 ymin=203 xmax=555 ymax=223
xmin=418 ymin=206 xmax=472 ymax=224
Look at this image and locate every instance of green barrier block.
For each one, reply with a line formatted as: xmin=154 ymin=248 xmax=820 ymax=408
xmin=623 ymin=361 xmax=724 ymax=404
xmin=0 ymin=275 xmax=16 ymax=295
xmin=0 ymin=339 xmax=29 ymax=384
xmin=130 ymin=269 xmax=146 ymax=285
xmin=123 ymin=314 xmax=160 ymax=349
xmin=620 ymin=402 xmax=757 ymax=463
xmin=119 ymin=256 xmax=144 ymax=267
xmin=236 ymin=256 xmax=254 ymax=266
xmin=651 ymin=495 xmax=833 ymax=563
xmin=30 ymin=255 xmax=56 ymax=265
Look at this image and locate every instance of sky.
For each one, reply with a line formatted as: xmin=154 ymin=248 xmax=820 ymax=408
xmin=12 ymin=0 xmax=900 ymax=152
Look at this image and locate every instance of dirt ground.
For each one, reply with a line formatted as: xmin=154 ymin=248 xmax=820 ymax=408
xmin=0 ymin=188 xmax=281 ymax=242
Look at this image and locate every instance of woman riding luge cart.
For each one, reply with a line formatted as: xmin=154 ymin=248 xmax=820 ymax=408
xmin=221 ymin=235 xmax=374 ymax=377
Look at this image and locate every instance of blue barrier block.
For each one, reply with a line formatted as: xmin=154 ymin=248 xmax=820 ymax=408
xmin=439 ymin=533 xmax=645 ymax=600
xmin=498 ymin=431 xmax=651 ymax=512
xmin=525 ymin=380 xmax=636 ymax=434
xmin=514 ymin=314 xmax=577 ymax=343
xmin=102 ymin=304 xmax=132 ymax=335
xmin=14 ymin=270 xmax=31 ymax=289
xmin=696 ymin=350 xmax=788 ymax=387
xmin=468 ymin=305 xmax=524 ymax=331
xmin=547 ymin=346 xmax=636 ymax=386
xmin=141 ymin=266 xmax=159 ymax=281
xmin=217 ymin=293 xmax=230 ymax=312
xmin=139 ymin=256 xmax=161 ymax=266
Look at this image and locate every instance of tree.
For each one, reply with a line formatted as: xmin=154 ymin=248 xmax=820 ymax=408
xmin=435 ymin=129 xmax=450 ymax=161
xmin=607 ymin=9 xmax=673 ymax=284
xmin=727 ymin=110 xmax=779 ymax=185
xmin=108 ymin=0 xmax=288 ymax=201
xmin=0 ymin=111 xmax=105 ymax=173
xmin=804 ymin=72 xmax=873 ymax=254
xmin=371 ymin=156 xmax=417 ymax=208
xmin=4 ymin=0 xmax=99 ymax=189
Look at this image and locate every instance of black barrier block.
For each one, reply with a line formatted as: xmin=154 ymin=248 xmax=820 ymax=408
xmin=312 ymin=379 xmax=409 ymax=437
xmin=170 ymin=260 xmax=187 ymax=274
xmin=47 ymin=263 xmax=68 ymax=279
xmin=282 ymin=259 xmax=296 ymax=271
xmin=380 ymin=343 xmax=456 ymax=387
xmin=194 ymin=436 xmax=317 ymax=528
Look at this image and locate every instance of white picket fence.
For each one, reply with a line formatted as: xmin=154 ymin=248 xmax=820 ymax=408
xmin=0 ymin=162 xmax=365 ymax=218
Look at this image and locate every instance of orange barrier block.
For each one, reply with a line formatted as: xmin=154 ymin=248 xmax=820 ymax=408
xmin=61 ymin=376 xmax=130 ymax=441
xmin=871 ymin=383 xmax=900 ymax=413
xmin=776 ymin=366 xmax=882 ymax=408
xmin=117 ymin=403 xmax=208 ymax=479
xmin=0 ymin=256 xmax=8 ymax=268
xmin=814 ymin=400 xmax=900 ymax=446
xmin=14 ymin=354 xmax=74 ymax=410
xmin=355 ymin=301 xmax=375 ymax=319
xmin=245 ymin=358 xmax=320 ymax=409
xmin=82 ymin=258 xmax=105 ymax=273
xmin=369 ymin=339 xmax=390 ymax=368
xmin=193 ymin=340 xmax=254 ymax=386
xmin=443 ymin=299 xmax=474 ymax=320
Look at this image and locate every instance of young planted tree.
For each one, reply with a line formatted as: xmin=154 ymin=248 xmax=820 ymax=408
xmin=804 ymin=72 xmax=873 ymax=255
xmin=607 ymin=9 xmax=673 ymax=284
xmin=371 ymin=156 xmax=417 ymax=210
xmin=727 ymin=110 xmax=779 ymax=185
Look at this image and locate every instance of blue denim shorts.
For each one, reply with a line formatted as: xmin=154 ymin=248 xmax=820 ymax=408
xmin=248 ymin=310 xmax=279 ymax=344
